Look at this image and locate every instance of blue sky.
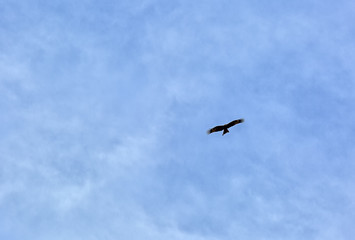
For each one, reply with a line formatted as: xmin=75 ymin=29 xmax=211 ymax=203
xmin=1 ymin=0 xmax=355 ymax=239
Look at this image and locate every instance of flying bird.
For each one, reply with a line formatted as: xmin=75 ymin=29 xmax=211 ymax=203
xmin=207 ymin=119 xmax=244 ymax=135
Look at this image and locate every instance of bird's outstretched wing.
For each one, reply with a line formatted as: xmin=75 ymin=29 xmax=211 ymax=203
xmin=207 ymin=125 xmax=224 ymax=134
xmin=225 ymin=119 xmax=244 ymax=128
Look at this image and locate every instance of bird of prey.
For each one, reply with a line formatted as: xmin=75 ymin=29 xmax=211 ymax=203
xmin=207 ymin=119 xmax=244 ymax=135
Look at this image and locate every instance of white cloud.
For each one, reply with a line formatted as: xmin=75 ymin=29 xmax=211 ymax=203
xmin=1 ymin=0 xmax=355 ymax=239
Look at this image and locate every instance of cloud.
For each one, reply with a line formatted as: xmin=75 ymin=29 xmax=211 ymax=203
xmin=1 ymin=0 xmax=355 ymax=239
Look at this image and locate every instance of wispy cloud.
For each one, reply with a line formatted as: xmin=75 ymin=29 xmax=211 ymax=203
xmin=1 ymin=0 xmax=355 ymax=239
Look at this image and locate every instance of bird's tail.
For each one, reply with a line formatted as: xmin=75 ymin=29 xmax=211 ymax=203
xmin=222 ymin=128 xmax=229 ymax=135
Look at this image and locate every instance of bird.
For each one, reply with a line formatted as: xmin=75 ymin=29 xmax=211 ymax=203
xmin=207 ymin=119 xmax=244 ymax=135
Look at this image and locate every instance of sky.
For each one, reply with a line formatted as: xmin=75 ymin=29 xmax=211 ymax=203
xmin=1 ymin=0 xmax=355 ymax=239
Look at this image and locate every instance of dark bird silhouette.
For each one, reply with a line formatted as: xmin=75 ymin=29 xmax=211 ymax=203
xmin=207 ymin=119 xmax=244 ymax=135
